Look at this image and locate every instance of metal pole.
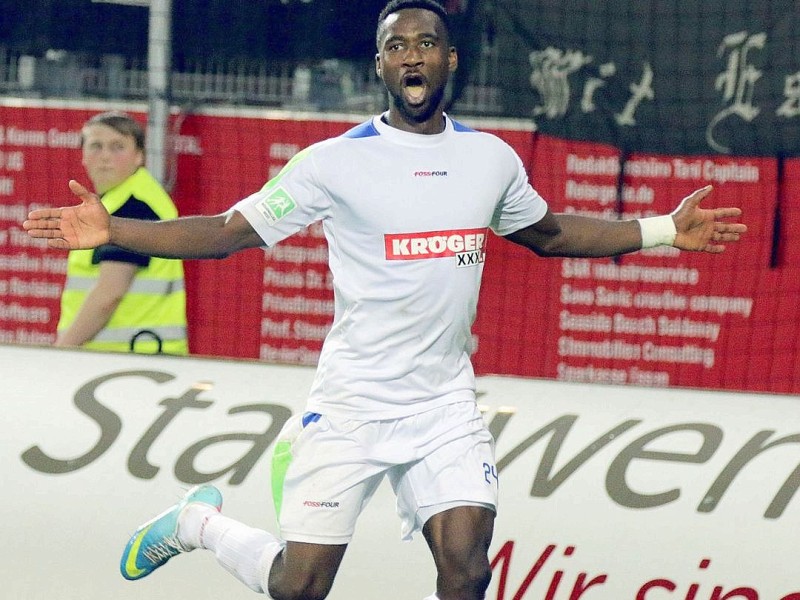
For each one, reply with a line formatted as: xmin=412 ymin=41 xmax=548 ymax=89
xmin=146 ymin=0 xmax=171 ymax=184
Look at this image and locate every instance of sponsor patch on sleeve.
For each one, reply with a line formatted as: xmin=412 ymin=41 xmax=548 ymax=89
xmin=256 ymin=186 xmax=297 ymax=225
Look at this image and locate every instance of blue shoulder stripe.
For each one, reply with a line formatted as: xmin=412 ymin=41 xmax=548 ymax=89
xmin=451 ymin=118 xmax=477 ymax=133
xmin=343 ymin=120 xmax=380 ymax=139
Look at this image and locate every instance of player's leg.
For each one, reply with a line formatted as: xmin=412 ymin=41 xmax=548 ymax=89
xmin=266 ymin=411 xmax=386 ymax=598
xmin=422 ymin=505 xmax=495 ymax=600
xmin=120 ymin=409 xmax=378 ymax=599
xmin=389 ymin=401 xmax=499 ymax=600
xmin=266 ymin=540 xmax=347 ymax=600
xmin=119 ymin=484 xmax=346 ymax=598
xmin=186 ymin=504 xmax=347 ymax=599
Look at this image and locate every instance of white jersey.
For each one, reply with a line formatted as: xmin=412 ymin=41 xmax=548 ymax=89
xmin=234 ymin=113 xmax=548 ymax=419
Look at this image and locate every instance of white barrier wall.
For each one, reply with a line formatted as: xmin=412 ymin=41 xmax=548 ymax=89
xmin=4 ymin=343 xmax=800 ymax=599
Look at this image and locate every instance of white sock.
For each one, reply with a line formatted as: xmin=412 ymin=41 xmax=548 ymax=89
xmin=196 ymin=511 xmax=284 ymax=594
xmin=423 ymin=595 xmax=440 ymax=600
xmin=177 ymin=502 xmax=219 ymax=550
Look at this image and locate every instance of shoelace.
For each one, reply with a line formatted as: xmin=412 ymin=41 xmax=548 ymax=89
xmin=142 ymin=535 xmax=187 ymax=564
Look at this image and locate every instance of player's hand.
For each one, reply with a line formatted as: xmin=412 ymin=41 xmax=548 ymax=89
xmin=22 ymin=180 xmax=111 ymax=250
xmin=671 ymin=185 xmax=747 ymax=253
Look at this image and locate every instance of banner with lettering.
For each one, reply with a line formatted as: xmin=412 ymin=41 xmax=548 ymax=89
xmin=5 ymin=344 xmax=800 ymax=599
xmin=1 ymin=101 xmax=797 ymax=394
xmin=495 ymin=0 xmax=800 ymax=157
xmin=472 ymin=134 xmax=787 ymax=392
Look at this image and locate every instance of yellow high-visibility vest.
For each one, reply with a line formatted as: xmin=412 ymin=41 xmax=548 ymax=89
xmin=57 ymin=168 xmax=189 ymax=354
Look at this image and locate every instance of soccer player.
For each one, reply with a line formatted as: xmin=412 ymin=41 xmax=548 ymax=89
xmin=23 ymin=1 xmax=745 ymax=598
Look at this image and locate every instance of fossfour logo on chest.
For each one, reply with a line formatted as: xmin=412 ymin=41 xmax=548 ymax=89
xmin=385 ymin=228 xmax=488 ymax=267
xmin=413 ymin=170 xmax=448 ymax=177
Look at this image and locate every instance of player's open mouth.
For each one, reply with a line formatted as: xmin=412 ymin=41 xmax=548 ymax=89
xmin=403 ymin=74 xmax=427 ymax=105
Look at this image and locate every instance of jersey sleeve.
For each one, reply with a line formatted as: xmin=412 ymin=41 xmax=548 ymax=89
xmin=232 ymin=143 xmax=332 ymax=247
xmin=490 ymin=146 xmax=549 ymax=237
xmin=92 ymin=195 xmax=157 ymax=267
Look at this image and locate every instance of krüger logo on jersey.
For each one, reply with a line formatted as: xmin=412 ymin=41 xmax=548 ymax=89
xmin=385 ymin=228 xmax=488 ymax=266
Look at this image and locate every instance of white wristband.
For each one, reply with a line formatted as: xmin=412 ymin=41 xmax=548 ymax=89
xmin=638 ymin=215 xmax=677 ymax=248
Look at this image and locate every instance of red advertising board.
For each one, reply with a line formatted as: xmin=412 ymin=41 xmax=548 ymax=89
xmin=1 ymin=101 xmax=797 ymax=393
xmin=474 ymin=135 xmax=787 ymax=392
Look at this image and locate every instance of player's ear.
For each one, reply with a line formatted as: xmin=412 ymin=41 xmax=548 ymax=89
xmin=375 ymin=53 xmax=382 ymax=78
xmin=449 ymin=46 xmax=458 ymax=73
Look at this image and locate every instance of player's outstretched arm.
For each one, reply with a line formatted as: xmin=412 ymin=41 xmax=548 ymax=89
xmin=504 ymin=185 xmax=746 ymax=258
xmin=24 ymin=180 xmax=265 ymax=259
xmin=24 ymin=180 xmax=110 ymax=250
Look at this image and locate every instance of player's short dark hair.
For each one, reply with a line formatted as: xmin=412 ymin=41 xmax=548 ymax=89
xmin=82 ymin=111 xmax=145 ymax=151
xmin=376 ymin=0 xmax=451 ymax=49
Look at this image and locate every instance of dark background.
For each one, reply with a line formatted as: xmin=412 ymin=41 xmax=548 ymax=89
xmin=0 ymin=0 xmax=389 ymax=63
xmin=2 ymin=0 xmax=798 ymax=156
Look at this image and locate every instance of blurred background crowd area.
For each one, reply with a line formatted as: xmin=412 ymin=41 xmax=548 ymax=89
xmin=0 ymin=0 xmax=501 ymax=117
xmin=2 ymin=0 xmax=798 ymax=156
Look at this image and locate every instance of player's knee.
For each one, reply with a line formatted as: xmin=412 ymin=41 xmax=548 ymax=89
xmin=475 ymin=562 xmax=493 ymax=593
xmin=267 ymin=573 xmax=334 ymax=600
xmin=439 ymin=555 xmax=492 ymax=598
xmin=465 ymin=561 xmax=492 ymax=596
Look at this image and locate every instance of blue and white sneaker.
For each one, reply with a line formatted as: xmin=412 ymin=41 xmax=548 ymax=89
xmin=120 ymin=484 xmax=223 ymax=581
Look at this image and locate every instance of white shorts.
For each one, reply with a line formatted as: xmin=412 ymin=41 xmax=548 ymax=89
xmin=270 ymin=401 xmax=498 ymax=544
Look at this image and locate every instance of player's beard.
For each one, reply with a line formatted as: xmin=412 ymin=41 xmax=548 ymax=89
xmin=387 ymin=81 xmax=446 ymax=125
